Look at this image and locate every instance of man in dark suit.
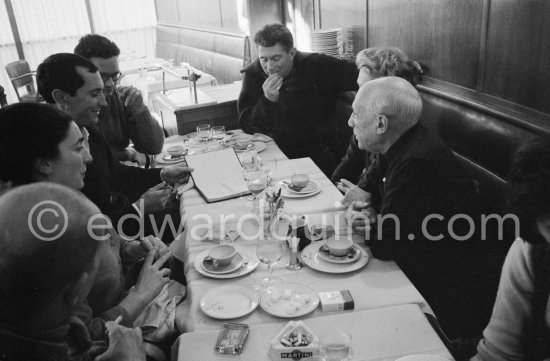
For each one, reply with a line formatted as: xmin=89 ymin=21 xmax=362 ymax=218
xmin=36 ymin=53 xmax=191 ymax=241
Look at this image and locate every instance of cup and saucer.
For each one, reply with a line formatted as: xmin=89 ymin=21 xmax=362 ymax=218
xmin=301 ymin=237 xmax=369 ymax=273
xmin=194 ymin=244 xmax=259 ymax=279
xmin=281 ymin=174 xmax=321 ymax=198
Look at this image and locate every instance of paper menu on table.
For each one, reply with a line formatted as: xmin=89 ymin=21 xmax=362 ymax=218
xmin=184 ymin=148 xmax=249 ymax=203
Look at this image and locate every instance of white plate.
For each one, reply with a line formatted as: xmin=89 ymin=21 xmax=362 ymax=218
xmin=286 ymin=180 xmax=320 ymax=194
xmin=301 ymin=242 xmax=369 ymax=273
xmin=202 ymin=252 xmax=244 ymax=274
xmin=194 ymin=247 xmax=259 ymax=279
xmin=260 ymin=282 xmax=319 ymax=318
xmin=155 ymin=151 xmax=187 ymax=164
xmin=317 ymin=242 xmax=361 ymax=264
xmin=280 ymin=181 xmax=321 ymax=199
xmin=395 ymin=355 xmax=451 ymax=361
xmin=200 ymin=285 xmax=259 ymax=319
xmin=233 ymin=141 xmax=267 ymax=153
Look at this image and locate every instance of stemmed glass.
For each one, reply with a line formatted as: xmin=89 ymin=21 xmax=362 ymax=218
xmin=256 ymin=236 xmax=284 ymax=288
xmin=262 ymin=157 xmax=278 ymax=189
xmin=245 ymin=168 xmax=267 ymax=212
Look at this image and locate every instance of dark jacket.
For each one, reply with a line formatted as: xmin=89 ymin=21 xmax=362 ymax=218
xmin=238 ymin=51 xmax=358 ymax=174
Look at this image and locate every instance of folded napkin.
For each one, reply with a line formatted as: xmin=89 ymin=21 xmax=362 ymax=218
xmin=134 ymin=280 xmax=186 ymax=343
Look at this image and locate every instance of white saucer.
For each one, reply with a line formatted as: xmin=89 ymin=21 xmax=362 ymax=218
xmin=260 ymin=282 xmax=319 ymax=318
xmin=233 ymin=141 xmax=267 ymax=153
xmin=156 ymin=151 xmax=187 ymax=164
xmin=286 ymin=180 xmax=320 ymax=194
xmin=202 ymin=252 xmax=244 ymax=274
xmin=200 ymin=285 xmax=259 ymax=319
xmin=281 ymin=181 xmax=321 ymax=198
xmin=317 ymin=242 xmax=361 ymax=264
xmin=301 ymin=242 xmax=369 ymax=273
xmin=194 ymin=247 xmax=259 ymax=279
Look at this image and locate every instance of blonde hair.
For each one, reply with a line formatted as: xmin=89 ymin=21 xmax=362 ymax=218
xmin=356 ymin=47 xmax=423 ymax=87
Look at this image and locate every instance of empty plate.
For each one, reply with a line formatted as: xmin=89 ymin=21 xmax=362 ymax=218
xmin=260 ymin=282 xmax=319 ymax=318
xmin=200 ymin=285 xmax=259 ymax=319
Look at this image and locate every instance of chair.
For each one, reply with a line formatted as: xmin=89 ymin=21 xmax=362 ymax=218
xmin=5 ymin=60 xmax=42 ymax=102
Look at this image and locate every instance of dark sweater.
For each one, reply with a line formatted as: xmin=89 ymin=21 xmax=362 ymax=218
xmin=238 ymin=51 xmax=358 ymax=174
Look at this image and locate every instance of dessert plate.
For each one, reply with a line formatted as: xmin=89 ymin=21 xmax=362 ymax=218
xmin=194 ymin=247 xmax=259 ymax=279
xmin=200 ymin=285 xmax=259 ymax=319
xmin=260 ymin=282 xmax=319 ymax=318
xmin=301 ymin=242 xmax=369 ymax=273
xmin=317 ymin=243 xmax=362 ymax=264
xmin=202 ymin=252 xmax=244 ymax=274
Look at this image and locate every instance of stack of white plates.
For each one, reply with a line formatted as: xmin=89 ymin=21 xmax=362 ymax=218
xmin=309 ymin=27 xmax=354 ymax=60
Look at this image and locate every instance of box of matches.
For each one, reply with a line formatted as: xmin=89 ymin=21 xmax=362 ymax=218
xmin=318 ymin=290 xmax=354 ymax=312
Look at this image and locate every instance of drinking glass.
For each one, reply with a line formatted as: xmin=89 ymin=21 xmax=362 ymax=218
xmin=212 ymin=125 xmax=226 ymax=143
xmin=246 ymin=169 xmax=267 ymax=212
xmin=320 ymin=329 xmax=354 ymax=361
xmin=242 ymin=162 xmax=261 ymax=201
xmin=196 ymin=124 xmax=212 ymax=144
xmin=262 ymin=157 xmax=278 ymax=188
xmin=256 ymin=236 xmax=284 ymax=288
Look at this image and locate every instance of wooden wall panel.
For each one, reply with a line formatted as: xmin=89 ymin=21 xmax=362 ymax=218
xmin=483 ymin=0 xmax=550 ymax=114
xmin=368 ymin=0 xmax=484 ymax=89
xmin=246 ymin=0 xmax=284 ymax=60
xmin=177 ymin=0 xmax=222 ymax=28
xmin=155 ymin=0 xmax=179 ymax=23
xmin=317 ymin=0 xmax=367 ymax=52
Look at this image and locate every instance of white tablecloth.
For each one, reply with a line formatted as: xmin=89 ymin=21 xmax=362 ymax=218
xmin=172 ymin=304 xmax=453 ymax=361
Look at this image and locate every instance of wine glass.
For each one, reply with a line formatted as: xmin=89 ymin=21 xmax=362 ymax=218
xmin=242 ymin=162 xmax=260 ymax=201
xmin=256 ymin=236 xmax=284 ymax=288
xmin=196 ymin=124 xmax=212 ymax=144
xmin=246 ymin=169 xmax=267 ymax=212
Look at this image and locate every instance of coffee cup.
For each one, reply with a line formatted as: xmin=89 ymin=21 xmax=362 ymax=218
xmin=207 ymin=244 xmax=237 ymax=267
xmin=326 ymin=237 xmax=354 ymax=257
xmin=289 ymin=174 xmax=309 ymax=190
xmin=167 ymin=145 xmax=185 ymax=158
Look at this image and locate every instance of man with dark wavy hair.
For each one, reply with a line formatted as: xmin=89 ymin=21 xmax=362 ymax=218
xmin=238 ymin=23 xmax=358 ymax=176
xmin=75 ymin=34 xmax=164 ymax=163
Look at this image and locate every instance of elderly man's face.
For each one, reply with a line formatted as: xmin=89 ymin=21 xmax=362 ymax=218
xmin=64 ymin=67 xmax=107 ymax=127
xmin=258 ymin=43 xmax=296 ymax=78
xmin=348 ymin=100 xmax=379 ymax=152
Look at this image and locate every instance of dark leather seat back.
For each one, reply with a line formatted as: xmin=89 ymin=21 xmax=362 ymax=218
xmin=419 ymin=90 xmax=545 ymax=214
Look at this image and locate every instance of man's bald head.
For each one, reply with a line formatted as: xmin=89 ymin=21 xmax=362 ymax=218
xmin=350 ymin=77 xmax=422 ymax=153
xmin=0 ymin=183 xmax=102 ymax=322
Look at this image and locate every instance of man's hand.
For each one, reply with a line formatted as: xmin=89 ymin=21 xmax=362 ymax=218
xmin=345 ymin=201 xmax=377 ymax=236
xmin=118 ymin=86 xmax=147 ymax=113
xmin=94 ymin=322 xmax=146 ymax=361
xmin=138 ymin=183 xmax=172 ymax=214
xmin=262 ymin=73 xmax=283 ymax=102
xmin=132 ymin=247 xmax=172 ymax=303
xmin=161 ymin=165 xmax=194 ymax=185
xmin=339 ymin=179 xmax=371 ymax=207
xmin=124 ymin=235 xmax=167 ymax=260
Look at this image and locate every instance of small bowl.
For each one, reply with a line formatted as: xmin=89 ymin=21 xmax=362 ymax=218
xmin=290 ymin=174 xmax=310 ymax=190
xmin=326 ymin=237 xmax=354 ymax=257
xmin=167 ymin=145 xmax=185 ymax=158
xmin=207 ymin=244 xmax=237 ymax=266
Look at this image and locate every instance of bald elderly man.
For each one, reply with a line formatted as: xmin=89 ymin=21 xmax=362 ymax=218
xmin=346 ymin=77 xmax=496 ymax=339
xmin=0 ymin=183 xmax=145 ymax=361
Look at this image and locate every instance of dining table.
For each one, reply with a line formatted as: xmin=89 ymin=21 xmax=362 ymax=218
xmin=158 ymin=131 xmax=453 ymax=360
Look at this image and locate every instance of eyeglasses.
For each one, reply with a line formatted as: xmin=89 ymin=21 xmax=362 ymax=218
xmin=100 ymin=71 xmax=122 ymax=83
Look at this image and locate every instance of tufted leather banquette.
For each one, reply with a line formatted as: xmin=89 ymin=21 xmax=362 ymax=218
xmin=155 ymin=24 xmax=251 ymax=85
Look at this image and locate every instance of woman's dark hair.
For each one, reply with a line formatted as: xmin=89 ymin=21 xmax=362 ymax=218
xmin=507 ymin=133 xmax=550 ymax=244
xmin=0 ymin=102 xmax=73 ymax=185
xmin=254 ymin=23 xmax=294 ymax=52
xmin=37 ymin=53 xmax=98 ymax=104
xmin=74 ymin=34 xmax=121 ymax=59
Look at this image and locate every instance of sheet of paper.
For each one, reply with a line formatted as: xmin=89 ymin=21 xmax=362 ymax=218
xmin=184 ymin=148 xmax=249 ymax=202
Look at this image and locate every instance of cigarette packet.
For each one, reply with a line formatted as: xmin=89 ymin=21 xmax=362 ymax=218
xmin=318 ymin=290 xmax=354 ymax=312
